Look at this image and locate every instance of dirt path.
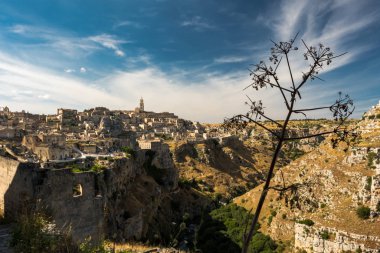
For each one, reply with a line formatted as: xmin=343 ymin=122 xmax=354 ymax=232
xmin=0 ymin=224 xmax=13 ymax=253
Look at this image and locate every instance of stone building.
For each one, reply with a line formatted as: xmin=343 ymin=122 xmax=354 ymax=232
xmin=22 ymin=133 xmax=74 ymax=161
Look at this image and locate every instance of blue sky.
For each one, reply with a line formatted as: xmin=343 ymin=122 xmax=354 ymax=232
xmin=0 ymin=0 xmax=379 ymax=122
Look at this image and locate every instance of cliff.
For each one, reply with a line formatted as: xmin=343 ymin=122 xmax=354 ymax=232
xmin=0 ymin=146 xmax=208 ymax=246
xmin=235 ymin=112 xmax=380 ymax=252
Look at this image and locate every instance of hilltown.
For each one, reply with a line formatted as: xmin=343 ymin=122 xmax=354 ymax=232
xmin=0 ymin=98 xmax=231 ymax=164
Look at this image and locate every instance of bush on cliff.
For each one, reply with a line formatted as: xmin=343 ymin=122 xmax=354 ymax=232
xmin=356 ymin=206 xmax=371 ymax=219
xmin=11 ymin=212 xmax=75 ymax=253
xmin=196 ymin=204 xmax=280 ymax=253
xmin=11 ymin=212 xmax=111 ymax=253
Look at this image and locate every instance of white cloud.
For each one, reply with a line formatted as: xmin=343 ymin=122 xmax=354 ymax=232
xmin=0 ymin=52 xmax=124 ymax=113
xmin=115 ymin=50 xmax=125 ymax=57
xmin=37 ymin=94 xmax=50 ymax=100
xmin=88 ymin=34 xmax=127 ymax=57
xmin=214 ymin=56 xmax=248 ymax=64
xmin=254 ymin=0 xmax=379 ymax=115
xmin=102 ymin=67 xmax=249 ymax=122
xmin=8 ymin=24 xmax=127 ymax=58
xmin=64 ymin=68 xmax=75 ymax=73
xmin=0 ymin=49 xmax=370 ymax=122
xmin=114 ymin=20 xmax=142 ymax=29
xmin=80 ymin=67 xmax=87 ymax=73
xmin=181 ymin=16 xmax=216 ymax=31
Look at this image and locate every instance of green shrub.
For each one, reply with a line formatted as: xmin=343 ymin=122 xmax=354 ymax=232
xmin=78 ymin=239 xmax=111 ymax=253
xmin=11 ymin=212 xmax=76 ymax=253
xmin=297 ymin=219 xmax=315 ymax=226
xmin=11 ymin=211 xmax=111 ymax=253
xmin=356 ymin=206 xmax=371 ymax=219
xmin=90 ymin=164 xmax=107 ymax=173
xmin=178 ymin=178 xmax=199 ymax=189
xmin=121 ymin=146 xmax=136 ymax=159
xmin=367 ymin=152 xmax=377 ymax=167
xmin=197 ymin=204 xmax=279 ymax=253
xmin=365 ymin=177 xmax=372 ymax=191
xmin=288 ymin=148 xmax=305 ymax=161
xmin=320 ymin=230 xmax=330 ymax=240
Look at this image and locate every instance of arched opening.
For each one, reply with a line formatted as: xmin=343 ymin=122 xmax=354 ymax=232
xmin=73 ymin=184 xmax=83 ymax=197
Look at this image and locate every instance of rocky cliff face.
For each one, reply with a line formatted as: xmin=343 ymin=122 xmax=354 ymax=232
xmin=172 ymin=137 xmax=266 ymax=199
xmin=0 ymin=145 xmax=206 ymax=246
xmin=235 ymin=109 xmax=380 ymax=252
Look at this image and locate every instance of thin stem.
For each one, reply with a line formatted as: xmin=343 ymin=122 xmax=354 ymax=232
xmin=293 ymin=106 xmax=331 ymax=113
xmin=241 ymin=91 xmax=296 ymax=253
xmin=285 ymin=53 xmax=296 ymax=90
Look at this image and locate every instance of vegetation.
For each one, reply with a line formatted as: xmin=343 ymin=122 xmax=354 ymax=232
xmin=196 ymin=204 xmax=280 ymax=253
xmin=367 ymin=152 xmax=377 ymax=168
xmin=121 ymin=146 xmax=136 ymax=159
xmin=356 ymin=206 xmax=371 ymax=219
xmin=365 ymin=176 xmax=372 ymax=191
xmin=287 ymin=148 xmax=305 ymax=161
xmin=297 ymin=219 xmax=315 ymax=226
xmin=319 ymin=230 xmax=330 ymax=240
xmin=178 ymin=178 xmax=199 ymax=189
xmin=90 ymin=164 xmax=107 ymax=173
xmin=68 ymin=163 xmax=87 ymax=173
xmin=224 ymin=34 xmax=355 ymax=252
xmin=11 ymin=212 xmax=115 ymax=253
xmin=11 ymin=212 xmax=75 ymax=253
xmin=68 ymin=162 xmax=106 ymax=173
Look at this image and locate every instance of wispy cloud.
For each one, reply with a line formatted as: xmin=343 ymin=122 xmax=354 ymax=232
xmin=64 ymin=68 xmax=75 ymax=73
xmin=214 ymin=56 xmax=248 ymax=64
xmin=181 ymin=16 xmax=216 ymax=31
xmin=9 ymin=24 xmax=127 ymax=58
xmin=88 ymin=34 xmax=127 ymax=57
xmin=0 ymin=52 xmax=124 ymax=112
xmin=257 ymin=0 xmax=379 ymax=91
xmin=271 ymin=0 xmax=378 ymax=51
xmin=113 ymin=20 xmax=143 ymax=29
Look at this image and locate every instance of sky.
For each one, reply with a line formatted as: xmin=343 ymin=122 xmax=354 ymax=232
xmin=0 ymin=0 xmax=379 ymax=122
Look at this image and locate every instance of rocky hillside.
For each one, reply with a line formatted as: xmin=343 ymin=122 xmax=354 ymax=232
xmin=169 ymin=136 xmax=265 ymax=200
xmin=235 ymin=107 xmax=380 ymax=252
xmin=169 ymin=121 xmax=335 ymax=200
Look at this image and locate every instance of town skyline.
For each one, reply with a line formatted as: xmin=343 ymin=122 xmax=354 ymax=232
xmin=0 ymin=0 xmax=379 ymax=122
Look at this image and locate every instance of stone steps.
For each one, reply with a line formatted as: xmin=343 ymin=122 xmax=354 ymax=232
xmin=0 ymin=225 xmax=13 ymax=253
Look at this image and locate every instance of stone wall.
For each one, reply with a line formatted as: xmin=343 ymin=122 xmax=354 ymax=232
xmin=0 ymin=156 xmax=20 ymax=216
xmin=0 ymin=155 xmax=105 ymax=243
xmin=0 ymin=148 xmax=179 ymax=245
xmin=34 ymin=169 xmax=105 ymax=243
xmin=294 ymin=223 xmax=380 ymax=252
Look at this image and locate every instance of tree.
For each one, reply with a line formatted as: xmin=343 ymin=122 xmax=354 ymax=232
xmin=224 ymin=33 xmax=355 ymax=253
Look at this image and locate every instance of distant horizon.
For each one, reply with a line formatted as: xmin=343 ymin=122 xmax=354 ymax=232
xmin=0 ymin=99 xmax=367 ymax=124
xmin=0 ymin=0 xmax=379 ymax=122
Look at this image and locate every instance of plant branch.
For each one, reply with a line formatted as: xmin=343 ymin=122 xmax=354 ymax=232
xmin=231 ymin=114 xmax=280 ymax=138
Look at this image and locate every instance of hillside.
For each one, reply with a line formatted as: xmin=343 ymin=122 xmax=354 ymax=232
xmin=168 ymin=120 xmax=341 ymax=201
xmin=234 ymin=106 xmax=380 ymax=252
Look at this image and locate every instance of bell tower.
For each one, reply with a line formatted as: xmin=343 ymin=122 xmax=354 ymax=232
xmin=139 ymin=97 xmax=144 ymax=112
